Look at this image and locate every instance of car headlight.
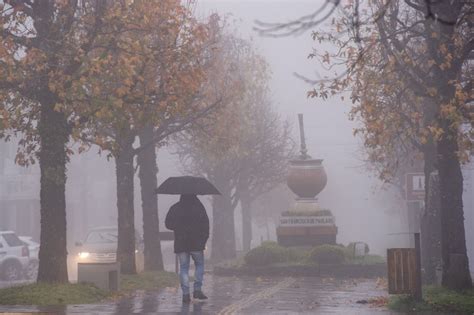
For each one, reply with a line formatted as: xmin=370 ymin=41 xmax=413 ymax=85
xmin=78 ymin=252 xmax=90 ymax=259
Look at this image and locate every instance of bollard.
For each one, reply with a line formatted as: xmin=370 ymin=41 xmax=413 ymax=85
xmin=414 ymin=233 xmax=422 ymax=301
xmin=175 ymin=254 xmax=179 ymax=274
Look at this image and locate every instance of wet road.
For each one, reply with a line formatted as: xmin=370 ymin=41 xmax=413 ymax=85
xmin=0 ymin=275 xmax=405 ymax=314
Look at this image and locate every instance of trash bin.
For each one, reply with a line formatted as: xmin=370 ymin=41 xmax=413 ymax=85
xmin=78 ymin=262 xmax=120 ymax=291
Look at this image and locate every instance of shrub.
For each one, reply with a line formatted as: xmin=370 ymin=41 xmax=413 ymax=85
xmin=260 ymin=241 xmax=280 ymax=247
xmin=244 ymin=242 xmax=288 ymax=266
xmin=283 ymin=246 xmax=310 ymax=263
xmin=309 ymin=244 xmax=345 ymax=264
xmin=346 ymin=242 xmax=370 ymax=259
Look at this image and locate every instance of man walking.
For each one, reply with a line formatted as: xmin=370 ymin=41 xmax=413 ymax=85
xmin=165 ymin=194 xmax=209 ymax=303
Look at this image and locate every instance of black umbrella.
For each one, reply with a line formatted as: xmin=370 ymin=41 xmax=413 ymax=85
xmin=155 ymin=176 xmax=221 ymax=195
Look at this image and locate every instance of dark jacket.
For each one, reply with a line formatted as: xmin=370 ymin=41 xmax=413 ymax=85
xmin=165 ymin=195 xmax=209 ymax=253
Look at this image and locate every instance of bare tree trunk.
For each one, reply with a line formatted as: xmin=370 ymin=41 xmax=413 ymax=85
xmin=138 ymin=125 xmax=164 ymax=271
xmin=421 ymin=169 xmax=442 ymax=284
xmin=37 ymin=94 xmax=69 ymax=283
xmin=211 ymin=182 xmax=236 ymax=262
xmin=241 ymin=195 xmax=253 ymax=252
xmin=420 ymin=102 xmax=440 ymax=284
xmin=428 ymin=0 xmax=471 ymax=291
xmin=437 ymin=125 xmax=472 ymax=290
xmin=115 ymin=132 xmax=137 ymax=274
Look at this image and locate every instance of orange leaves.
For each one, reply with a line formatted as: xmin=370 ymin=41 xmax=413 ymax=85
xmin=428 ymin=125 xmax=444 ymax=140
xmin=65 ymin=0 xmax=215 ymax=153
xmin=0 ymin=106 xmax=10 ymax=130
xmin=115 ymin=86 xmax=129 ymax=98
xmin=427 ymin=87 xmax=438 ymax=97
xmin=305 ymin=0 xmax=473 ymax=182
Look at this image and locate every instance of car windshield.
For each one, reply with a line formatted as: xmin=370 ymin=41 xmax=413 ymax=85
xmin=85 ymin=230 xmax=118 ymax=244
xmin=2 ymin=233 xmax=24 ymax=247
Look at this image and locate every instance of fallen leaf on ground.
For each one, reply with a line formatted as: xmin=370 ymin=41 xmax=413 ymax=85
xmin=375 ymin=277 xmax=388 ymax=289
xmin=368 ymin=296 xmax=389 ymax=307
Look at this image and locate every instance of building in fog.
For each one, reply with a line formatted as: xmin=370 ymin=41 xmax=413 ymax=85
xmin=0 ymin=140 xmax=118 ymax=244
xmin=66 ymin=152 xmax=117 ymax=245
xmin=0 ymin=141 xmax=40 ymax=239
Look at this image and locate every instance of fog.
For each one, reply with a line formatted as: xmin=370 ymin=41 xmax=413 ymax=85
xmin=1 ymin=0 xmax=473 ymax=275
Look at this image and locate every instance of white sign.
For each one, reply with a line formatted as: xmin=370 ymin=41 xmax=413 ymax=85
xmin=406 ymin=173 xmax=425 ymax=201
xmin=280 ymin=216 xmax=335 ymax=227
xmin=412 ymin=175 xmax=425 ymax=191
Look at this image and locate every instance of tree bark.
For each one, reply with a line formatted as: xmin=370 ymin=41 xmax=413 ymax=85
xmin=420 ymin=102 xmax=440 ymax=284
xmin=211 ymin=182 xmax=236 ymax=262
xmin=437 ymin=124 xmax=472 ymax=290
xmin=138 ymin=125 xmax=164 ymax=271
xmin=37 ymin=95 xmax=69 ymax=283
xmin=428 ymin=0 xmax=471 ymax=290
xmin=115 ymin=132 xmax=137 ymax=274
xmin=421 ymin=170 xmax=442 ymax=284
xmin=241 ymin=196 xmax=253 ymax=252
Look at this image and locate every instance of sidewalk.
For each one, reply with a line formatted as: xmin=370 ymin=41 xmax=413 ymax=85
xmin=0 ymin=275 xmax=398 ymax=314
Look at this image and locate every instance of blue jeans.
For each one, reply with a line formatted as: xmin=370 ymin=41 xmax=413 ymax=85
xmin=177 ymin=251 xmax=204 ymax=295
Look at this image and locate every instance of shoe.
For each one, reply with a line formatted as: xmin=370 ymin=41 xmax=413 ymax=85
xmin=182 ymin=294 xmax=191 ymax=303
xmin=193 ymin=290 xmax=208 ymax=300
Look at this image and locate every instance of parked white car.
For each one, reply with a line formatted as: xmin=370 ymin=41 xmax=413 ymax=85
xmin=19 ymin=236 xmax=39 ymax=280
xmin=19 ymin=236 xmax=39 ymax=259
xmin=0 ymin=231 xmax=30 ymax=281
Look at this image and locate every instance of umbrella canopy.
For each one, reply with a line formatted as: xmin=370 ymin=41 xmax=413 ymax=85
xmin=155 ymin=176 xmax=221 ymax=195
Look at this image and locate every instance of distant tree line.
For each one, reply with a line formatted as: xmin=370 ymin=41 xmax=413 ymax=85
xmin=257 ymin=0 xmax=472 ymax=291
xmin=0 ymin=1 xmax=294 ymax=282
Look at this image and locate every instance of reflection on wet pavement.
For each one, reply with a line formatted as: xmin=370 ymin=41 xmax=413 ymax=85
xmin=0 ymin=275 xmax=454 ymax=314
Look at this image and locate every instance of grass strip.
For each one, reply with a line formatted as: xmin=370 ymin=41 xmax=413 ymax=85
xmin=389 ymin=285 xmax=474 ymax=313
xmin=0 ymin=271 xmax=178 ymax=305
xmin=0 ymin=282 xmax=108 ymax=306
xmin=120 ymin=271 xmax=178 ymax=292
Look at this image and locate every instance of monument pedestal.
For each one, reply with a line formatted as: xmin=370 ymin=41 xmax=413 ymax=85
xmin=277 ymin=113 xmax=338 ymax=247
xmin=276 ymin=199 xmax=338 ymax=247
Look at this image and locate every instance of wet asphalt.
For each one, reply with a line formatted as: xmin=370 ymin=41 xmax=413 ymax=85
xmin=0 ymin=275 xmax=464 ymax=314
xmin=0 ymin=275 xmax=409 ymax=314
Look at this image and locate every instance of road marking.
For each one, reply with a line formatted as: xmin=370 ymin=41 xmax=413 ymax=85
xmin=217 ymin=277 xmax=296 ymax=315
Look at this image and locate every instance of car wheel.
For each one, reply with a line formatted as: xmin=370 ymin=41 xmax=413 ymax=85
xmin=25 ymin=259 xmax=39 ymax=280
xmin=1 ymin=260 xmax=23 ymax=281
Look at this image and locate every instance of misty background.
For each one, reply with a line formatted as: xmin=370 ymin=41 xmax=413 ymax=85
xmin=0 ymin=0 xmax=472 ymax=271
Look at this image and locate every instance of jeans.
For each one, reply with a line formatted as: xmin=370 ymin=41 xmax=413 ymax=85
xmin=177 ymin=251 xmax=204 ymax=295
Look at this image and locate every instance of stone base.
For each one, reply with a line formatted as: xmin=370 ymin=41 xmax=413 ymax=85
xmin=276 ymin=225 xmax=337 ymax=247
xmin=289 ymin=198 xmax=322 ymax=213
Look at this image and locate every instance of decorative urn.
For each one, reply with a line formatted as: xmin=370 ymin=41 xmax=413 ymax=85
xmin=276 ymin=113 xmax=337 ymax=247
xmin=287 ymin=158 xmax=327 ymax=199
